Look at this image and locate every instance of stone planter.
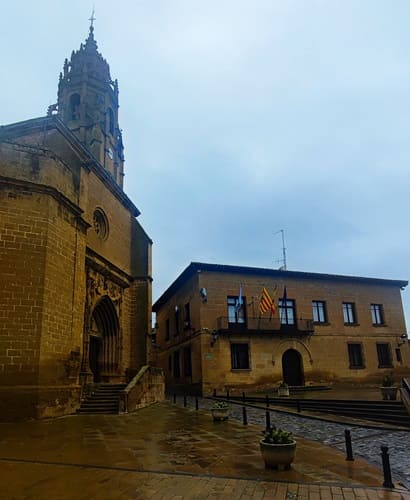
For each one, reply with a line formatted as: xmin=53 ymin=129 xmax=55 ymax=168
xmin=380 ymin=386 xmax=398 ymax=401
xmin=278 ymin=386 xmax=290 ymax=397
xmin=211 ymin=408 xmax=229 ymax=421
xmin=259 ymin=439 xmax=296 ymax=470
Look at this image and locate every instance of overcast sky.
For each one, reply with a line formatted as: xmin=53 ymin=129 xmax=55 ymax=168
xmin=1 ymin=1 xmax=409 ymax=329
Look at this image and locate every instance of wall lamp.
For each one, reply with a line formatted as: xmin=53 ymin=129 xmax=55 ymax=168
xmin=210 ymin=330 xmax=219 ymax=347
xmin=398 ymin=333 xmax=408 ymax=347
xmin=199 ymin=287 xmax=208 ymax=303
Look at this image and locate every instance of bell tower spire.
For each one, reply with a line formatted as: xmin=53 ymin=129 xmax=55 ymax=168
xmin=53 ymin=14 xmax=125 ymax=187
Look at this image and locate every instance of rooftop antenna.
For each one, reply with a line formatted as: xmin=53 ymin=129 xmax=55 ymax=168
xmin=274 ymin=229 xmax=287 ymax=270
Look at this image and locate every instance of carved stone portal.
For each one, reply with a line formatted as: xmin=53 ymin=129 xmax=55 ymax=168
xmin=81 ymin=267 xmax=123 ymax=383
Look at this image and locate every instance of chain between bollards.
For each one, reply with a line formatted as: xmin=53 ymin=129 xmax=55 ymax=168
xmin=381 ymin=445 xmax=394 ymax=488
xmin=344 ymin=429 xmax=354 ymax=461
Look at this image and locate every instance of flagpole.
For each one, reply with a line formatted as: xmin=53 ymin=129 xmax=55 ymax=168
xmin=274 ymin=229 xmax=287 ymax=270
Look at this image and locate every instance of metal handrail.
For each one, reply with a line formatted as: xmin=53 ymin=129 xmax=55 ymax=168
xmin=216 ymin=316 xmax=314 ymax=333
xmin=402 ymin=377 xmax=410 ymax=397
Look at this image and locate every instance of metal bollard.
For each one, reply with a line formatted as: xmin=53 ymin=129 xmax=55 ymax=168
xmin=344 ymin=429 xmax=354 ymax=461
xmin=173 ymin=393 xmax=176 ymax=404
xmin=195 ymin=397 xmax=199 ymax=410
xmin=296 ymin=400 xmax=301 ymax=413
xmin=242 ymin=391 xmax=246 ymax=402
xmin=226 ymin=389 xmax=230 ymax=400
xmin=265 ymin=410 xmax=271 ymax=431
xmin=213 ymin=388 xmax=216 ymax=397
xmin=183 ymin=395 xmax=187 ymax=407
xmin=266 ymin=395 xmax=270 ymax=407
xmin=242 ymin=406 xmax=248 ymax=425
xmin=381 ymin=446 xmax=394 ymax=488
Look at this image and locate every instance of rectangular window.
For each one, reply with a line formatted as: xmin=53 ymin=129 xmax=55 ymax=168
xmin=165 ymin=319 xmax=170 ymax=341
xmin=279 ymin=299 xmax=295 ymax=325
xmin=377 ymin=343 xmax=392 ymax=368
xmin=227 ymin=296 xmax=246 ymax=325
xmin=348 ymin=343 xmax=364 ymax=368
xmin=230 ymin=343 xmax=250 ymax=370
xmin=184 ymin=302 xmax=191 ymax=329
xmin=174 ymin=307 xmax=180 ymax=336
xmin=370 ymin=304 xmax=384 ymax=325
xmin=173 ymin=351 xmax=180 ymax=378
xmin=343 ymin=302 xmax=356 ymax=324
xmin=183 ymin=346 xmax=192 ymax=377
xmin=312 ymin=301 xmax=327 ymax=323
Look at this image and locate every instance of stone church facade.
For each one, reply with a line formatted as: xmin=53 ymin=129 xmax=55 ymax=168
xmin=0 ymin=25 xmax=152 ymax=419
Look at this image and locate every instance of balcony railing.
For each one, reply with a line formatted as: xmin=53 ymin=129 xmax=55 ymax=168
xmin=216 ymin=316 xmax=314 ymax=335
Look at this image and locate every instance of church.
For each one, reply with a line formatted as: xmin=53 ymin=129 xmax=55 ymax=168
xmin=0 ymin=23 xmax=153 ymax=419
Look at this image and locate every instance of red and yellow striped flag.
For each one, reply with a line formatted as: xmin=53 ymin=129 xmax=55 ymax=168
xmin=259 ymin=287 xmax=276 ymax=315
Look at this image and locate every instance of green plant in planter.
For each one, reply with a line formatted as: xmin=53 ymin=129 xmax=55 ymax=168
xmin=212 ymin=401 xmax=229 ymax=410
xmin=277 ymin=381 xmax=290 ymax=396
xmin=380 ymin=372 xmax=398 ymax=400
xmin=211 ymin=400 xmax=229 ymax=421
xmin=261 ymin=427 xmax=293 ymax=445
xmin=382 ymin=373 xmax=395 ymax=387
xmin=259 ymin=426 xmax=296 ymax=470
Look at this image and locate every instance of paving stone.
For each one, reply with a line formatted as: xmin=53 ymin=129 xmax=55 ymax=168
xmin=0 ymin=400 xmax=409 ymax=499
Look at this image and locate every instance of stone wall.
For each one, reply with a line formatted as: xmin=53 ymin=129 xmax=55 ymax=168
xmin=120 ymin=365 xmax=165 ymax=412
xmin=0 ymin=121 xmax=151 ymax=419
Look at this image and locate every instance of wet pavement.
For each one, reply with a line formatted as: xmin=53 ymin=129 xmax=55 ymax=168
xmin=0 ymin=401 xmax=409 ymax=499
xmin=190 ymin=396 xmax=410 ymax=488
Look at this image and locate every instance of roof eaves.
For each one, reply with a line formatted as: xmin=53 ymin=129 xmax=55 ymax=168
xmin=152 ymin=261 xmax=408 ymax=312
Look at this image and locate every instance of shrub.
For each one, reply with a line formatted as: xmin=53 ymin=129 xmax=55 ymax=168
xmin=261 ymin=426 xmax=294 ymax=444
xmin=212 ymin=401 xmax=229 ymax=410
xmin=382 ymin=373 xmax=395 ymax=387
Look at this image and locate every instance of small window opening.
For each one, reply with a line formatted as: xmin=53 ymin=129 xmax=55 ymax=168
xmin=69 ymin=93 xmax=81 ymax=120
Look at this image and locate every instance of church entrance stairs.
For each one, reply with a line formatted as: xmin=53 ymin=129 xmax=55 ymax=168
xmin=76 ymin=383 xmax=126 ymax=414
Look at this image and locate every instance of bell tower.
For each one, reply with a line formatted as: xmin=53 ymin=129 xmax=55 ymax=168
xmin=52 ymin=17 xmax=125 ymax=187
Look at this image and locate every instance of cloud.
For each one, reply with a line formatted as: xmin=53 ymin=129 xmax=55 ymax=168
xmin=1 ymin=0 xmax=409 ymax=324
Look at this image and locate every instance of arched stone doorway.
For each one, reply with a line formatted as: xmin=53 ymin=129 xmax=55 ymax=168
xmin=89 ymin=335 xmax=102 ymax=382
xmin=89 ymin=296 xmax=120 ymax=383
xmin=282 ymin=349 xmax=304 ymax=386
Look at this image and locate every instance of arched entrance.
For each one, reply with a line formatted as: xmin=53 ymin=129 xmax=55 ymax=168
xmin=282 ymin=349 xmax=304 ymax=386
xmin=89 ymin=296 xmax=120 ymax=383
xmin=89 ymin=335 xmax=102 ymax=382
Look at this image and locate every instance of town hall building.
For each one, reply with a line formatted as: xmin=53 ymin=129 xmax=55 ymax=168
xmin=152 ymin=262 xmax=409 ymax=395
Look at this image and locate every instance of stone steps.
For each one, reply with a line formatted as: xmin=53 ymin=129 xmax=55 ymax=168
xmin=77 ymin=383 xmax=126 ymax=415
xmin=223 ymin=396 xmax=410 ymax=427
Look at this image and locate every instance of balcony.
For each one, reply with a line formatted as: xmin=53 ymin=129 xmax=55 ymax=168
xmin=216 ymin=316 xmax=314 ymax=336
